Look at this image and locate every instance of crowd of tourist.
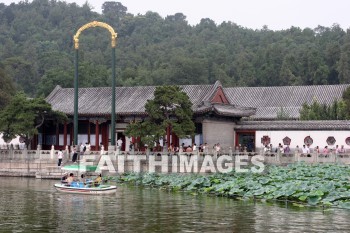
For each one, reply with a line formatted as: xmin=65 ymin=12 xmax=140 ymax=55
xmin=166 ymin=142 xmax=221 ymax=155
xmin=262 ymin=143 xmax=347 ymax=157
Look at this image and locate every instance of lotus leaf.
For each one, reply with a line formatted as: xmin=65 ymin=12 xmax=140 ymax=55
xmin=117 ymin=164 xmax=350 ymax=209
xmin=338 ymin=201 xmax=350 ymax=209
xmin=307 ymin=196 xmax=321 ymax=205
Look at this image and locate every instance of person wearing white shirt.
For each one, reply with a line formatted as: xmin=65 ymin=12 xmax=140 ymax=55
xmin=117 ymin=138 xmax=123 ymax=150
xmin=192 ymin=143 xmax=197 ymax=151
xmin=301 ymin=145 xmax=308 ymax=156
xmin=57 ymin=150 xmax=63 ymax=167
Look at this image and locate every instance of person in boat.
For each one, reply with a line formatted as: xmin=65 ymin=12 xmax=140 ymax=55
xmin=80 ymin=174 xmax=92 ymax=187
xmin=65 ymin=173 xmax=74 ymax=185
xmin=61 ymin=173 xmax=68 ymax=184
xmin=94 ymin=174 xmax=102 ymax=187
xmin=80 ymin=174 xmax=86 ymax=183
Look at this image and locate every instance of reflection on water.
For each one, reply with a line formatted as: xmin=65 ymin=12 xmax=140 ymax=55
xmin=0 ymin=177 xmax=349 ymax=233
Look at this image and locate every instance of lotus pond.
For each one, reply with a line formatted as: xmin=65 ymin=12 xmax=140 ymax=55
xmin=114 ymin=163 xmax=350 ymax=209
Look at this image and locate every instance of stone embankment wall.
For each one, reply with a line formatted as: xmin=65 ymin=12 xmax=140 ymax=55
xmin=1 ymin=148 xmax=350 ymax=179
xmin=0 ymin=149 xmax=67 ymax=178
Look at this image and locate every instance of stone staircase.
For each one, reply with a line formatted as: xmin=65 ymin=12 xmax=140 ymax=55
xmin=35 ymin=166 xmax=65 ymax=179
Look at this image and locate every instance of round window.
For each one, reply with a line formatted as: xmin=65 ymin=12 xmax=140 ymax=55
xmin=304 ymin=136 xmax=313 ymax=146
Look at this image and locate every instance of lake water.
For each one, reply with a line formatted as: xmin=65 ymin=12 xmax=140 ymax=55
xmin=0 ymin=177 xmax=349 ymax=233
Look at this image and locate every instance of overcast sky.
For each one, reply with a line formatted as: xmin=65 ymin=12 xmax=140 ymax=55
xmin=2 ymin=0 xmax=350 ymax=30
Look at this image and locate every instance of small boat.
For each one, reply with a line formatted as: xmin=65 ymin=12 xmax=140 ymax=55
xmin=55 ymin=164 xmax=117 ymax=194
xmin=54 ymin=182 xmax=117 ymax=195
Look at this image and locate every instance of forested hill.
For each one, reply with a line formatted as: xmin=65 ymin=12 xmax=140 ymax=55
xmin=0 ymin=0 xmax=350 ymax=98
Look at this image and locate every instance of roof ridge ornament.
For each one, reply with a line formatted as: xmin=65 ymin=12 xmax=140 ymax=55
xmin=213 ymin=80 xmax=222 ymax=89
xmin=201 ymin=80 xmax=225 ymax=105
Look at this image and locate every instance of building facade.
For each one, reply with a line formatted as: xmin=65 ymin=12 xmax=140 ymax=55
xmin=39 ymin=81 xmax=350 ymax=152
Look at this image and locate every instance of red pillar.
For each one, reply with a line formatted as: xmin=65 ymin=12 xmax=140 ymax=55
xmin=88 ymin=120 xmax=91 ymax=144
xmin=172 ymin=133 xmax=179 ymax=147
xmin=70 ymin=123 xmax=74 ymax=146
xmin=64 ymin=122 xmax=67 ymax=147
xmin=31 ymin=135 xmax=37 ymax=149
xmin=55 ymin=124 xmax=59 ymax=147
xmin=95 ymin=120 xmax=99 ymax=151
xmin=166 ymin=125 xmax=171 ymax=147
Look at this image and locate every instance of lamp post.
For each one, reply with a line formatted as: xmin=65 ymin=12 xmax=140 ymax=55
xmin=111 ymin=46 xmax=116 ymax=146
xmin=74 ymin=47 xmax=79 ymax=146
xmin=73 ymin=21 xmax=118 ymax=147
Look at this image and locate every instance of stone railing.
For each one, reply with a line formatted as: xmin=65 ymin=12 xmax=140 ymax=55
xmin=1 ymin=147 xmax=349 ymax=165
xmin=1 ymin=147 xmax=349 ymax=178
xmin=0 ymin=148 xmax=65 ymax=161
xmin=261 ymin=150 xmax=350 ymax=164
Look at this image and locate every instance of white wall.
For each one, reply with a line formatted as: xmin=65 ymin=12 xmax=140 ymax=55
xmin=256 ymin=130 xmax=350 ymax=149
xmin=0 ymin=134 xmax=20 ymax=145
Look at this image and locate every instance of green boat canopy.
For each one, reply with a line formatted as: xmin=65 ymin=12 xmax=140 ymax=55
xmin=61 ymin=164 xmax=98 ymax=172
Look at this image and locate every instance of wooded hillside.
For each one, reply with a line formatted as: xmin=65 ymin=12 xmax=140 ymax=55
xmin=0 ymin=0 xmax=349 ymax=98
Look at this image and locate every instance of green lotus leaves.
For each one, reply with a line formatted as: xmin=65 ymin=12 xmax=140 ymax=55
xmin=292 ymin=203 xmax=305 ymax=208
xmin=338 ymin=201 xmax=350 ymax=209
xmin=258 ymin=177 xmax=271 ymax=185
xmin=117 ymin=163 xmax=350 ymax=209
xmin=307 ymin=196 xmax=322 ymax=205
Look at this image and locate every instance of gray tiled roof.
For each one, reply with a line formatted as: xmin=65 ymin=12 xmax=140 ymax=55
xmin=213 ymin=104 xmax=256 ymax=117
xmin=235 ymin=120 xmax=350 ymax=130
xmin=46 ymin=83 xmax=247 ymax=116
xmin=253 ymin=107 xmax=301 ymax=119
xmin=195 ymin=103 xmax=256 ymax=117
xmin=46 ymin=82 xmax=350 ymax=119
xmin=224 ymin=84 xmax=350 ymax=119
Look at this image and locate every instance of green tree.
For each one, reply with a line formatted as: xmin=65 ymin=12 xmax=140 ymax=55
xmin=1 ymin=0 xmax=350 ymax=94
xmin=334 ymin=100 xmax=347 ymax=120
xmin=0 ymin=92 xmax=67 ymax=147
xmin=342 ymin=86 xmax=350 ymax=118
xmin=338 ymin=34 xmax=350 ymax=84
xmin=167 ymin=57 xmax=208 ymax=85
xmin=37 ymin=68 xmax=73 ymax=97
xmin=102 ymin=1 xmax=128 ymax=24
xmin=3 ymin=56 xmax=38 ymax=96
xmin=299 ymin=99 xmax=347 ymax=120
xmin=124 ymin=86 xmax=195 ymax=147
xmin=276 ymin=107 xmax=290 ymax=120
xmin=0 ymin=67 xmax=16 ymax=109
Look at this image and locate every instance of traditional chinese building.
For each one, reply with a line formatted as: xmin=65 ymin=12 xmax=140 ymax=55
xmin=40 ymin=81 xmax=350 ymax=151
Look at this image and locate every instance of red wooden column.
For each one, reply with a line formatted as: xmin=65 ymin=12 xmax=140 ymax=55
xmin=69 ymin=124 xmax=74 ymax=146
xmin=136 ymin=137 xmax=141 ymax=151
xmin=88 ymin=120 xmax=91 ymax=144
xmin=55 ymin=124 xmax=59 ymax=147
xmin=31 ymin=135 xmax=38 ymax=149
xmin=172 ymin=133 xmax=179 ymax=147
xmin=95 ymin=120 xmax=99 ymax=151
xmin=166 ymin=125 xmax=171 ymax=147
xmin=63 ymin=122 xmax=67 ymax=147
